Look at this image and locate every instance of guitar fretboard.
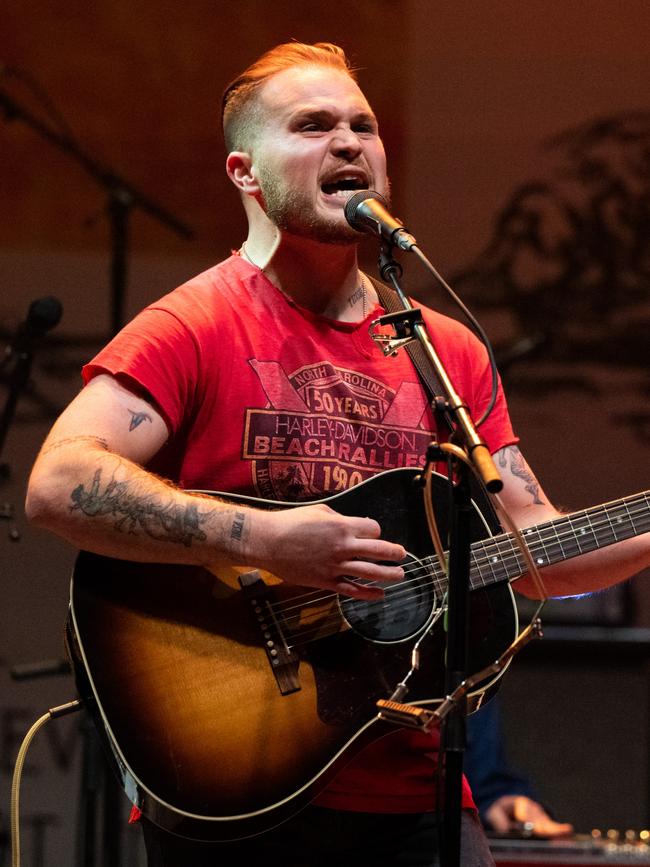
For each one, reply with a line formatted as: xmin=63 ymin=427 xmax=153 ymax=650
xmin=428 ymin=490 xmax=650 ymax=593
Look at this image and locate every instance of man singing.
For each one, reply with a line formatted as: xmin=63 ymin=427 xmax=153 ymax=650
xmin=26 ymin=42 xmax=649 ymax=866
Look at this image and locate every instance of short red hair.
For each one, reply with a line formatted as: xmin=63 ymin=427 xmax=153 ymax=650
xmin=221 ymin=42 xmax=356 ymax=152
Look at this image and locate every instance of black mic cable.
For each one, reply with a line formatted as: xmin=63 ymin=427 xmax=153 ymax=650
xmin=344 ymin=191 xmax=499 ymax=428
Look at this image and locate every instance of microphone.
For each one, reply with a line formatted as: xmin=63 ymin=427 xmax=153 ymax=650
xmin=344 ymin=191 xmax=418 ymax=252
xmin=10 ymin=296 xmax=63 ymax=355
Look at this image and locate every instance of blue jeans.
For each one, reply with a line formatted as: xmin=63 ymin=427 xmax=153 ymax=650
xmin=142 ymin=806 xmax=495 ymax=866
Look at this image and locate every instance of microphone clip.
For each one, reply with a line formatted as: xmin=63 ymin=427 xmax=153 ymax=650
xmin=369 ymin=308 xmax=424 ymax=357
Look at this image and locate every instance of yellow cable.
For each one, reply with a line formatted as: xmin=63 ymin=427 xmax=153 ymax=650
xmin=11 ymin=711 xmax=52 ymax=867
xmin=10 ymin=700 xmax=82 ymax=867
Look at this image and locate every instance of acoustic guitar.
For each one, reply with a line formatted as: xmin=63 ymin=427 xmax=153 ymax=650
xmin=65 ymin=467 xmax=650 ymax=840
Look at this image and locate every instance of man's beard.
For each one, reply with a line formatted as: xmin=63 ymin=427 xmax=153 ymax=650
xmin=257 ymin=166 xmax=389 ymax=245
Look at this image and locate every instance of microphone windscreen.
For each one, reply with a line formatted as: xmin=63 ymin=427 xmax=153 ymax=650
xmin=25 ymin=296 xmax=63 ymax=336
xmin=344 ymin=190 xmax=387 ymax=230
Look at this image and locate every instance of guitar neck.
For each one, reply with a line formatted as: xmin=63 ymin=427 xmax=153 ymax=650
xmin=468 ymin=490 xmax=650 ymax=590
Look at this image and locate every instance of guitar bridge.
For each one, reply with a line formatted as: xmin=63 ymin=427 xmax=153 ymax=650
xmin=239 ymin=571 xmax=301 ymax=695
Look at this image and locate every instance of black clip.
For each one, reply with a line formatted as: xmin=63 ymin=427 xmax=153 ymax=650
xmin=369 ymin=308 xmax=424 ymax=357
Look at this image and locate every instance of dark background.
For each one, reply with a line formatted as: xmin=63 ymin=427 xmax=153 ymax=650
xmin=1 ymin=2 xmax=649 ymax=863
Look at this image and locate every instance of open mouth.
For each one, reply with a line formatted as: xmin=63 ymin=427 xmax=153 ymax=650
xmin=320 ymin=176 xmax=369 ymax=201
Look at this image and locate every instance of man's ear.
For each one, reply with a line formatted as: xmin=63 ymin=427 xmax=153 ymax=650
xmin=226 ymin=152 xmax=260 ymax=195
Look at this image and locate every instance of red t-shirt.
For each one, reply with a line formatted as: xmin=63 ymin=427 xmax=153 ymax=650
xmin=84 ymin=253 xmax=518 ymax=814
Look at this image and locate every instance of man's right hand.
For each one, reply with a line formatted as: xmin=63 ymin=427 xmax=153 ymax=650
xmin=252 ymin=503 xmax=406 ymax=599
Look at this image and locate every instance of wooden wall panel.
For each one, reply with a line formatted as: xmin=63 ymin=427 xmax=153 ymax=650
xmin=1 ymin=1 xmax=410 ymax=258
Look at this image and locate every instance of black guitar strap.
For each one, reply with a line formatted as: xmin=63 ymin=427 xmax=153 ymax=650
xmin=368 ymin=275 xmax=455 ymax=437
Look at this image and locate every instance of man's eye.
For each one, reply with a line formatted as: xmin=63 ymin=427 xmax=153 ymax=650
xmin=301 ymin=122 xmax=324 ymax=132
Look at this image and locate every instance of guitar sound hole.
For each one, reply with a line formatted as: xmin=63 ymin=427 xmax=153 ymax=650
xmin=338 ymin=553 xmax=436 ymax=643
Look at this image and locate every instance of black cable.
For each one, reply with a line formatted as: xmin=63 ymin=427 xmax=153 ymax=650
xmin=410 ymin=245 xmax=500 ymax=429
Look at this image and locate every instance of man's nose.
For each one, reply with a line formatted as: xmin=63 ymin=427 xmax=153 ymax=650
xmin=330 ymin=126 xmax=363 ymax=158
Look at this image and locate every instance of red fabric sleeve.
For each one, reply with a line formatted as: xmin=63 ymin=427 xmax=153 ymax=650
xmin=82 ymin=306 xmax=201 ymax=436
xmin=420 ymin=308 xmax=519 ymax=457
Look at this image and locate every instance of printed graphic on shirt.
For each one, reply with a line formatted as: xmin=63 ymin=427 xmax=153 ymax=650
xmin=243 ymin=359 xmax=436 ymax=500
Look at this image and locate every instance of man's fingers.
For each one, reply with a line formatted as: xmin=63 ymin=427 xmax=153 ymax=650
xmin=529 ymin=817 xmax=574 ymax=838
xmin=339 ymin=559 xmax=404 ymax=583
xmin=314 ymin=509 xmax=406 ymax=561
xmin=332 ymin=560 xmax=405 ymax=600
xmin=484 ymin=802 xmax=512 ymax=835
xmin=513 ymin=797 xmax=573 ymax=839
xmin=351 ymin=537 xmax=407 ymax=563
xmin=333 ymin=578 xmax=385 ymax=600
xmin=266 ymin=505 xmax=407 ymax=595
xmin=351 ymin=516 xmax=382 ymax=538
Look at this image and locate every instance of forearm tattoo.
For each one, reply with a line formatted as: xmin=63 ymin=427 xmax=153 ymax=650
xmin=498 ymin=446 xmax=544 ymax=505
xmin=70 ymin=468 xmax=213 ymax=547
xmin=127 ymin=408 xmax=153 ymax=431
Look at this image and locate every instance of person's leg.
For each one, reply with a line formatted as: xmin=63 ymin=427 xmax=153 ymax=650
xmin=459 ymin=811 xmax=496 ymax=867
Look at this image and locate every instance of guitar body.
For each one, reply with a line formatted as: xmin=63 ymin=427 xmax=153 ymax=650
xmin=67 ymin=468 xmax=517 ymax=841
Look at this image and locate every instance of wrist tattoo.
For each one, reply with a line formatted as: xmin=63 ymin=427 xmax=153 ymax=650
xmin=127 ymin=409 xmax=153 ymax=432
xmin=498 ymin=446 xmax=544 ymax=505
xmin=230 ymin=511 xmax=246 ymax=542
xmin=70 ymin=468 xmax=213 ymax=547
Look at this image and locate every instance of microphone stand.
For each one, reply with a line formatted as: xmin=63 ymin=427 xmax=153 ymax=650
xmin=0 ymin=88 xmax=194 ymax=335
xmin=372 ymin=242 xmax=503 ymax=867
xmin=0 ymin=339 xmax=28 ymax=539
xmin=0 ymin=336 xmax=30 ymax=484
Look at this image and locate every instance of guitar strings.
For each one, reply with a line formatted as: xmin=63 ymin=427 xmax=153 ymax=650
xmin=284 ymin=508 xmax=647 ymax=651
xmin=264 ymin=501 xmax=650 ymax=651
xmin=284 ymin=541 xmax=610 ymax=652
xmin=249 ymin=489 xmax=650 ymax=626
xmin=282 ymin=524 xmax=648 ymax=641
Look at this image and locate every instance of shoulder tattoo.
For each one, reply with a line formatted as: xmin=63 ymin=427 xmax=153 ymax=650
xmin=127 ymin=408 xmax=153 ymax=432
xmin=498 ymin=446 xmax=545 ymax=505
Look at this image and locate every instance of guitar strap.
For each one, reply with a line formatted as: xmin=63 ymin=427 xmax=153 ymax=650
xmin=368 ymin=275 xmax=455 ymax=436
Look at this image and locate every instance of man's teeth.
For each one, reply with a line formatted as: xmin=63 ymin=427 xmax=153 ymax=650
xmin=326 ymin=188 xmax=360 ymax=200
